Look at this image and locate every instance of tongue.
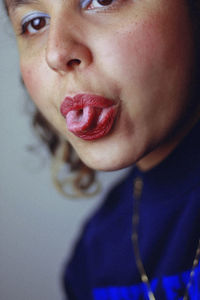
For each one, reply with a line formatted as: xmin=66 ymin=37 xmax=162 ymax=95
xmin=66 ymin=106 xmax=100 ymax=133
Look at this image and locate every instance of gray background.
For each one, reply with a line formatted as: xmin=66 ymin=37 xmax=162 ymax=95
xmin=0 ymin=3 xmax=129 ymax=300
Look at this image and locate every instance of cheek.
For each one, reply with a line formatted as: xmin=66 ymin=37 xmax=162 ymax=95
xmin=100 ymin=11 xmax=193 ymax=90
xmin=20 ymin=60 xmax=59 ymax=130
xmin=21 ymin=61 xmax=42 ymax=100
xmin=96 ymin=10 xmax=194 ymax=142
xmin=21 ymin=66 xmax=38 ymax=98
xmin=20 ymin=58 xmax=65 ymax=135
xmin=114 ymin=25 xmax=163 ymax=80
xmin=97 ymin=26 xmax=165 ymax=99
xmin=20 ymin=59 xmax=53 ymax=114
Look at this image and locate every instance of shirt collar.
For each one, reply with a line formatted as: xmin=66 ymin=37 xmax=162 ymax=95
xmin=133 ymin=120 xmax=200 ymax=203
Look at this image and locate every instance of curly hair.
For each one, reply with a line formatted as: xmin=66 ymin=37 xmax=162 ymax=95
xmin=32 ymin=107 xmax=99 ymax=198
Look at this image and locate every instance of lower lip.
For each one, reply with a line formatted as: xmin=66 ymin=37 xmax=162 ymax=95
xmin=60 ymin=94 xmax=119 ymax=141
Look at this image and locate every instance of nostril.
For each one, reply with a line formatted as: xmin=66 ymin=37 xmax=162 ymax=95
xmin=67 ymin=59 xmax=81 ymax=68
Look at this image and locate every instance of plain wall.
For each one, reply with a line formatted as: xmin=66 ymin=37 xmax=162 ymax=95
xmin=0 ymin=3 xmax=129 ymax=300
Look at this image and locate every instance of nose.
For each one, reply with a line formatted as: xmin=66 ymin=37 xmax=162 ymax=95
xmin=45 ymin=18 xmax=92 ymax=74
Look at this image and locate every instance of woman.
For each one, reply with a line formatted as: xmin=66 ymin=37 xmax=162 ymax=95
xmin=4 ymin=0 xmax=200 ymax=299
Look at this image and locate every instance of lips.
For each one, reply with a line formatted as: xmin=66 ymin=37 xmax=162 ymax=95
xmin=60 ymin=94 xmax=118 ymax=140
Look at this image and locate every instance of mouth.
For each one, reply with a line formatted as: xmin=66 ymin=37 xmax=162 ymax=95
xmin=60 ymin=94 xmax=119 ymax=141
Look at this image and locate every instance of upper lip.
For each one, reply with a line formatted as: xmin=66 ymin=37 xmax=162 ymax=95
xmin=60 ymin=93 xmax=116 ymax=117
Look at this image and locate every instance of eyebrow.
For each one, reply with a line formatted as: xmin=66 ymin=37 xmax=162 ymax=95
xmin=5 ymin=0 xmax=40 ymax=13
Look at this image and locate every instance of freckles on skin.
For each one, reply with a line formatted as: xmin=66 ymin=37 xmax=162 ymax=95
xmin=20 ymin=58 xmax=78 ymax=140
xmin=20 ymin=60 xmax=61 ymax=127
xmin=21 ymin=67 xmax=37 ymax=96
xmin=21 ymin=58 xmax=53 ymax=110
xmin=21 ymin=64 xmax=44 ymax=109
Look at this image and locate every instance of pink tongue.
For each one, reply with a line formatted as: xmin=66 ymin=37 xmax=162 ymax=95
xmin=66 ymin=106 xmax=98 ymax=133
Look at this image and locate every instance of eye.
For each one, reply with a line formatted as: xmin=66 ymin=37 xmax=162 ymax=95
xmin=82 ymin=0 xmax=116 ymax=10
xmin=90 ymin=0 xmax=114 ymax=6
xmin=21 ymin=13 xmax=50 ymax=36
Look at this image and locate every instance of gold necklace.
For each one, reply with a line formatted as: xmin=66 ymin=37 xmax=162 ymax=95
xmin=132 ymin=176 xmax=200 ymax=300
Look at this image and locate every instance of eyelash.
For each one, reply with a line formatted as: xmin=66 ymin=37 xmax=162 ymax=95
xmin=20 ymin=13 xmax=50 ymax=36
xmin=19 ymin=0 xmax=120 ymax=36
xmin=83 ymin=0 xmax=119 ymax=11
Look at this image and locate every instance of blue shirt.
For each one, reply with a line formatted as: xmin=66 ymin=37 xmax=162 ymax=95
xmin=62 ymin=122 xmax=200 ymax=300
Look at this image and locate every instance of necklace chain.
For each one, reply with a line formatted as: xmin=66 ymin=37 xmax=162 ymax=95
xmin=132 ymin=176 xmax=200 ymax=300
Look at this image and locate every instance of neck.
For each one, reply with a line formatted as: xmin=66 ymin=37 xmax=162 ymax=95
xmin=137 ymin=111 xmax=200 ymax=172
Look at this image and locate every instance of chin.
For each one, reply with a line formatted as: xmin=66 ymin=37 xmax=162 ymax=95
xmin=73 ymin=139 xmax=140 ymax=172
xmin=83 ymin=156 xmax=133 ymax=172
xmin=83 ymin=157 xmax=133 ymax=172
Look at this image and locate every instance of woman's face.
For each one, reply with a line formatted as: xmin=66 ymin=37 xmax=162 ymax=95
xmin=7 ymin=0 xmax=196 ymax=170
